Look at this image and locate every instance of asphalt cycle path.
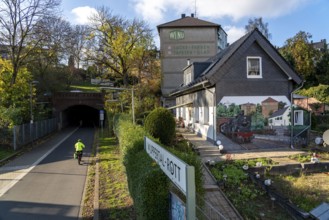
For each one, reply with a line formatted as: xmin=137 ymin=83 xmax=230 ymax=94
xmin=0 ymin=127 xmax=94 ymax=220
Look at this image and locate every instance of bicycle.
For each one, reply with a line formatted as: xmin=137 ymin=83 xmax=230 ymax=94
xmin=76 ymin=151 xmax=83 ymax=165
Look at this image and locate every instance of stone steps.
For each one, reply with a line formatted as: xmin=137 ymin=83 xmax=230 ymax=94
xmin=195 ymin=146 xmax=222 ymax=157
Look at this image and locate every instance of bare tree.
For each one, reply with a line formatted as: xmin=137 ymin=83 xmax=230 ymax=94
xmin=0 ymin=0 xmax=61 ymax=85
xmin=27 ymin=16 xmax=73 ymax=80
xmin=245 ymin=17 xmax=271 ymax=40
xmin=69 ymin=25 xmax=90 ymax=70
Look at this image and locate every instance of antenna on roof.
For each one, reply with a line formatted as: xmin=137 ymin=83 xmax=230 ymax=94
xmin=194 ymin=0 xmax=197 ymax=18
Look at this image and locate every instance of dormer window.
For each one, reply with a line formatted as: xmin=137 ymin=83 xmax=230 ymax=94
xmin=247 ymin=56 xmax=262 ymax=78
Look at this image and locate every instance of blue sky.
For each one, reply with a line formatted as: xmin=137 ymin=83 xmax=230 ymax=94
xmin=60 ymin=0 xmax=329 ymax=48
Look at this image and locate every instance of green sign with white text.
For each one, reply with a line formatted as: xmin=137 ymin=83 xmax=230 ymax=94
xmin=170 ymin=30 xmax=185 ymax=40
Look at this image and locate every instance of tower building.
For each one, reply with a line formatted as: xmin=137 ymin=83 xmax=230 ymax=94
xmin=157 ymin=14 xmax=227 ymax=107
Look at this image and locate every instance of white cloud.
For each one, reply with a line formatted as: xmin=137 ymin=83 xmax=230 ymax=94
xmin=133 ymin=0 xmax=166 ymax=23
xmin=224 ymin=26 xmax=245 ymax=44
xmin=132 ymin=0 xmax=311 ymax=24
xmin=132 ymin=0 xmax=193 ymax=24
xmin=71 ymin=6 xmax=97 ymax=25
xmin=196 ymin=0 xmax=310 ymax=21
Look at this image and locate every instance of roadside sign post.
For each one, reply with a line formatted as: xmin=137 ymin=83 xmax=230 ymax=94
xmin=186 ymin=166 xmax=196 ymax=219
xmin=99 ymin=110 xmax=104 ymax=136
xmin=144 ymin=136 xmax=195 ymax=219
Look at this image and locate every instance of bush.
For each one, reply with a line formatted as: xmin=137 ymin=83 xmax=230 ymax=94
xmin=144 ymin=107 xmax=176 ymax=145
xmin=114 ymin=113 xmax=204 ymax=219
xmin=117 ymin=119 xmax=146 ymax=156
xmin=115 ymin=115 xmax=169 ymax=219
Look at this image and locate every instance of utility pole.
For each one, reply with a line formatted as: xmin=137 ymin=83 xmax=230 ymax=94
xmin=101 ymin=87 xmax=135 ymax=125
xmin=30 ymin=80 xmax=38 ymax=147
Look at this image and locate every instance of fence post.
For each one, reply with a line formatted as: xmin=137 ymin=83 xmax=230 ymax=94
xmin=11 ymin=118 xmax=58 ymax=150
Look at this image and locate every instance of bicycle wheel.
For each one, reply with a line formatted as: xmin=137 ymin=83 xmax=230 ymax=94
xmin=77 ymin=153 xmax=82 ymax=165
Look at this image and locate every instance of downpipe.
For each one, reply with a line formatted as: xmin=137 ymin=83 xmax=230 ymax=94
xmin=290 ymin=80 xmax=305 ymax=148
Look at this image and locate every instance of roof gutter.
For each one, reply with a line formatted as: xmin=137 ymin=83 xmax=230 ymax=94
xmin=169 ymin=79 xmax=210 ymax=97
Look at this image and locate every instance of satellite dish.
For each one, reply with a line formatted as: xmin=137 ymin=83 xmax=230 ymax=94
xmin=322 ymin=129 xmax=329 ymax=147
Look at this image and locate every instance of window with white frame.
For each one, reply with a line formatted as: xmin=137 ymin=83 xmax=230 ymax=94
xmin=188 ymin=107 xmax=193 ymax=123
xmin=194 ymin=106 xmax=199 ymax=123
xmin=182 ymin=107 xmax=186 ymax=119
xmin=247 ymin=56 xmax=262 ymax=78
xmin=203 ymin=106 xmax=209 ymax=124
xmin=294 ymin=110 xmax=304 ymax=125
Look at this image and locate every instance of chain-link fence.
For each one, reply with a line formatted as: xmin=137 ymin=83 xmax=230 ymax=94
xmin=0 ymin=127 xmax=12 ymax=148
xmin=13 ymin=118 xmax=59 ymax=150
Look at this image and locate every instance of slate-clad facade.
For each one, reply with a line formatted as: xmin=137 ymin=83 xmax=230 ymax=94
xmin=170 ymin=29 xmax=303 ymax=142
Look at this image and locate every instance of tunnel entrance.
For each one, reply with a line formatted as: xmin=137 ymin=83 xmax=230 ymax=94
xmin=64 ymin=105 xmax=101 ymax=127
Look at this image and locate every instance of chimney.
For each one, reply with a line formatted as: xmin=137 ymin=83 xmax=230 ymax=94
xmin=191 ymin=13 xmax=194 ymax=17
xmin=181 ymin=14 xmax=186 ymax=18
xmin=187 ymin=59 xmax=190 ymax=65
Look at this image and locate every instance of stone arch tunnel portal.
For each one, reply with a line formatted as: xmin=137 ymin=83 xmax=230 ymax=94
xmin=52 ymin=92 xmax=105 ymax=128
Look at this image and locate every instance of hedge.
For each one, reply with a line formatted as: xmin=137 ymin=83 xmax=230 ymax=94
xmin=115 ymin=114 xmax=169 ymax=220
xmin=113 ymin=113 xmax=204 ymax=219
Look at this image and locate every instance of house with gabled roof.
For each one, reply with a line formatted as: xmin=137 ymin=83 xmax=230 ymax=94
xmin=268 ymin=107 xmax=291 ymax=126
xmin=240 ymin=102 xmax=256 ymax=115
xmin=293 ymin=94 xmax=325 ymax=115
xmin=169 ymin=28 xmax=303 ymax=143
xmin=261 ymin=97 xmax=279 ymax=118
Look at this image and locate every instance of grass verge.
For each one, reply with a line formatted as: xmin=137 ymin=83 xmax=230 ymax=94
xmin=98 ymin=134 xmax=135 ymax=219
xmin=0 ymin=147 xmax=15 ymax=161
xmin=272 ymin=172 xmax=329 ymax=212
xmin=82 ymin=131 xmax=98 ymax=220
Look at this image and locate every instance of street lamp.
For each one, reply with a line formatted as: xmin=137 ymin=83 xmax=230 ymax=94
xmin=101 ymin=86 xmax=135 ymax=124
xmin=30 ymin=80 xmax=38 ymax=146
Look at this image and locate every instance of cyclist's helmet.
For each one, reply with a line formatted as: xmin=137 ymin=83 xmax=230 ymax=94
xmin=78 ymin=139 xmax=82 ymax=142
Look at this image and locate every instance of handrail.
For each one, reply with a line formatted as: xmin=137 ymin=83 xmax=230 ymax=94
xmin=293 ymin=125 xmax=310 ymax=139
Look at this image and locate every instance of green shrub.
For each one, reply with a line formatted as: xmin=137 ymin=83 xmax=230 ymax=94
xmin=124 ymin=150 xmax=169 ymax=220
xmin=115 ymin=115 xmax=169 ymax=219
xmin=114 ymin=113 xmax=204 ymax=220
xmin=137 ymin=169 xmax=169 ymax=220
xmin=144 ymin=107 xmax=176 ymax=145
xmin=113 ymin=113 xmax=131 ymax=136
xmin=167 ymin=146 xmax=204 ymax=196
xmin=117 ymin=119 xmax=146 ymax=156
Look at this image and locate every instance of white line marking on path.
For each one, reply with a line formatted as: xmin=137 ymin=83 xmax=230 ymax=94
xmin=0 ymin=128 xmax=79 ymax=197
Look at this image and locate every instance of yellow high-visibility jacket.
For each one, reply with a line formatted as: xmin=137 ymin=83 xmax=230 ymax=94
xmin=75 ymin=141 xmax=85 ymax=151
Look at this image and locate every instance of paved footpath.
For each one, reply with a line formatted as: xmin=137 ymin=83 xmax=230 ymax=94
xmin=179 ymin=129 xmax=306 ymax=220
xmin=0 ymin=128 xmax=78 ymax=197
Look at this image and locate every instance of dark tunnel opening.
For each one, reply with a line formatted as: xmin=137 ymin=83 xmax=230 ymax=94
xmin=64 ymin=105 xmax=102 ymax=127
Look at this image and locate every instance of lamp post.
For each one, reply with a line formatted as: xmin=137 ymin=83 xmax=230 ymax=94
xmin=101 ymin=86 xmax=135 ymax=124
xmin=30 ymin=80 xmax=39 ymax=146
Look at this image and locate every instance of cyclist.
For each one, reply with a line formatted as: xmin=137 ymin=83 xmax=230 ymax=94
xmin=75 ymin=139 xmax=85 ymax=165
